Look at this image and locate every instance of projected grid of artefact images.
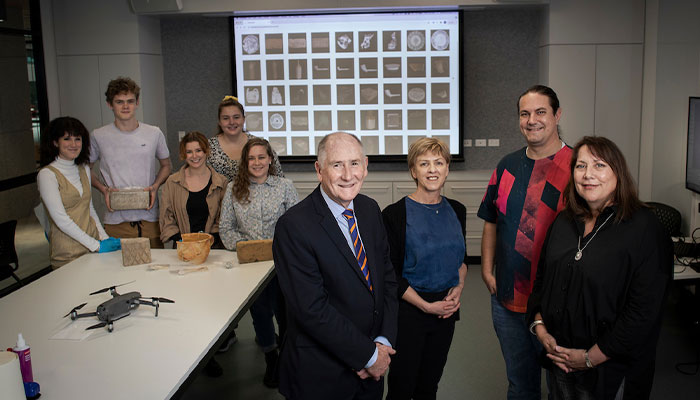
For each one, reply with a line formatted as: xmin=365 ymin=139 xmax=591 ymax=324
xmin=233 ymin=12 xmax=461 ymax=157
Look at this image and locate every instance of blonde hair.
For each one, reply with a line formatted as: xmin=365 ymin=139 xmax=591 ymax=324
xmin=407 ymin=137 xmax=450 ymax=183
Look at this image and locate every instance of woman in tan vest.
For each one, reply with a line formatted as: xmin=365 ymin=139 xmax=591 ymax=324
xmin=38 ymin=117 xmax=121 ymax=268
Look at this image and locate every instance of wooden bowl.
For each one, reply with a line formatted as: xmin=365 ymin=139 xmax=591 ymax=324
xmin=177 ymin=233 xmax=214 ymax=265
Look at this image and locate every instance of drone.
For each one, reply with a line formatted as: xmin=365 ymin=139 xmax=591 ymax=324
xmin=63 ymin=281 xmax=174 ymax=333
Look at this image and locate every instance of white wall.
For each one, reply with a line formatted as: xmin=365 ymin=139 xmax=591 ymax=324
xmin=540 ymin=0 xmax=700 ymax=233
xmin=41 ymin=0 xmax=168 ymax=218
xmin=652 ymin=0 xmax=700 ymax=233
xmin=43 ymin=0 xmax=166 ymax=133
xmin=540 ymin=0 xmax=645 ymax=185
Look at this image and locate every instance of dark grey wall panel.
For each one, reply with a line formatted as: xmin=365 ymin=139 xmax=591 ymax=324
xmin=160 ymin=7 xmax=542 ymax=171
xmin=462 ymin=8 xmax=542 ymax=170
xmin=161 ymin=16 xmax=233 ymax=169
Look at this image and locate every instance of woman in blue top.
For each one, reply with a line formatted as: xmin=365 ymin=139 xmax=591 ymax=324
xmin=382 ymin=137 xmax=468 ymax=400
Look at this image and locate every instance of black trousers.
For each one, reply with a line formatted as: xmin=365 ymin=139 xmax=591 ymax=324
xmin=386 ymin=291 xmax=457 ymax=400
xmin=284 ymin=375 xmax=383 ymax=400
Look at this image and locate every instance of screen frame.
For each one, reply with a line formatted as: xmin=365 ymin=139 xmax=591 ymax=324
xmin=229 ymin=9 xmax=465 ymax=163
xmin=686 ymin=97 xmax=700 ymax=194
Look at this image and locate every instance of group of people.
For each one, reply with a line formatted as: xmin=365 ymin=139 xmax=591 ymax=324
xmin=271 ymin=85 xmax=672 ymax=400
xmin=37 ymin=77 xmax=672 ymax=400
xmin=477 ymin=85 xmax=672 ymax=400
xmin=37 ymin=77 xmax=292 ymax=385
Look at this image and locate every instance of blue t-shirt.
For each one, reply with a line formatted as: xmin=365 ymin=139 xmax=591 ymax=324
xmin=403 ymin=197 xmax=465 ymax=293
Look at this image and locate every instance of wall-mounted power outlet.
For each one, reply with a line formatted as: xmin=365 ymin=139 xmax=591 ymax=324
xmin=178 ymin=131 xmax=186 ymax=141
xmin=475 ymin=139 xmax=487 ymax=147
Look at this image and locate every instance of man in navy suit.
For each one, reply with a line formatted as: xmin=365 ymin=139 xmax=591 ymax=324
xmin=273 ymin=132 xmax=398 ymax=400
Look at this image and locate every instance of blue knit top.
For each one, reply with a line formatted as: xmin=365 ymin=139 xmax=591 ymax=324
xmin=403 ymin=196 xmax=465 ymax=292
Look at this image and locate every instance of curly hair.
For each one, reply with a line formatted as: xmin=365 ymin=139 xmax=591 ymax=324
xmin=232 ymin=138 xmax=277 ymax=204
xmin=105 ymin=77 xmax=140 ymax=104
xmin=40 ymin=117 xmax=91 ymax=167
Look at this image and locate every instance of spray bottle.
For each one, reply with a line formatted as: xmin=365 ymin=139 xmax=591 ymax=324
xmin=11 ymin=333 xmax=33 ymax=383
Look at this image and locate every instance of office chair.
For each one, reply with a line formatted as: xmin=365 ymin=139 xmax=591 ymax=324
xmin=0 ymin=219 xmax=22 ymax=286
xmin=647 ymin=202 xmax=682 ymax=238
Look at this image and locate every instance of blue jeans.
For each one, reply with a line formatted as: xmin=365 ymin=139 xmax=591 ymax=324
xmin=491 ymin=295 xmax=543 ymax=400
xmin=250 ymin=276 xmax=280 ymax=353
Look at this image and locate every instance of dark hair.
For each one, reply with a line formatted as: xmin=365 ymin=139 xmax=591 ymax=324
xmin=564 ymin=136 xmax=645 ymax=221
xmin=178 ymin=131 xmax=210 ymax=161
xmin=232 ymin=138 xmax=276 ymax=203
xmin=517 ymin=85 xmax=560 ymax=114
xmin=217 ymin=96 xmax=245 ymax=134
xmin=105 ymin=77 xmax=140 ymax=104
xmin=40 ymin=117 xmax=91 ymax=167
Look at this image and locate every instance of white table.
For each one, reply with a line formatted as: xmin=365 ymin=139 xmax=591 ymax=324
xmin=0 ymin=249 xmax=274 ymax=399
xmin=674 ymin=259 xmax=700 ymax=281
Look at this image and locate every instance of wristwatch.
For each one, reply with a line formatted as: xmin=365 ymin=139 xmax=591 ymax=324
xmin=584 ymin=351 xmax=593 ymax=368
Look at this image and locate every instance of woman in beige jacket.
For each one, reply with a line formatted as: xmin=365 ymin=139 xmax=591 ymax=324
xmin=159 ymin=131 xmax=227 ymax=248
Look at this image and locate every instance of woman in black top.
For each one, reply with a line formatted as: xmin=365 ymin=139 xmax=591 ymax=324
xmin=159 ymin=131 xmax=227 ymax=248
xmin=382 ymin=138 xmax=468 ymax=400
xmin=527 ymin=136 xmax=672 ymax=399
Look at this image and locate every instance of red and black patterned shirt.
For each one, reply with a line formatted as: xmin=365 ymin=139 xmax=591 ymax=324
xmin=478 ymin=145 xmax=572 ymax=313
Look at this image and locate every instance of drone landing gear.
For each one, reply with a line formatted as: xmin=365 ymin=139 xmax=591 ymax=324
xmin=64 ymin=303 xmax=97 ymax=321
xmin=138 ymin=297 xmax=175 ymax=318
xmin=86 ymin=313 xmax=129 ymax=332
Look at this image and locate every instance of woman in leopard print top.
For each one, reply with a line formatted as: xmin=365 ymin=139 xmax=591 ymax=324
xmin=207 ymin=96 xmax=283 ymax=182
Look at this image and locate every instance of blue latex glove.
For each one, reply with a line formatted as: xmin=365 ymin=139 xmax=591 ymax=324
xmin=99 ymin=237 xmax=122 ymax=253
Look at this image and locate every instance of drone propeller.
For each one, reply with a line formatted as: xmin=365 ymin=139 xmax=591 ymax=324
xmin=85 ymin=321 xmax=108 ymax=331
xmin=89 ymin=280 xmax=135 ymax=296
xmin=86 ymin=313 xmax=130 ymax=331
xmin=140 ymin=297 xmax=174 ymax=303
xmin=63 ymin=302 xmax=87 ymax=318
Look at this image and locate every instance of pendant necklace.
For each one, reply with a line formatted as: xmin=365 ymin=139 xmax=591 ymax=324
xmin=575 ymin=212 xmax=614 ymax=261
xmin=409 ymin=195 xmax=443 ymax=214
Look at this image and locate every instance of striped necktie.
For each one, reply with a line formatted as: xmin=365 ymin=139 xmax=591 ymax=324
xmin=342 ymin=208 xmax=373 ymax=291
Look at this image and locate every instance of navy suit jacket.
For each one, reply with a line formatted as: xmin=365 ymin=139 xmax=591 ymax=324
xmin=273 ymin=186 xmax=398 ymax=399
